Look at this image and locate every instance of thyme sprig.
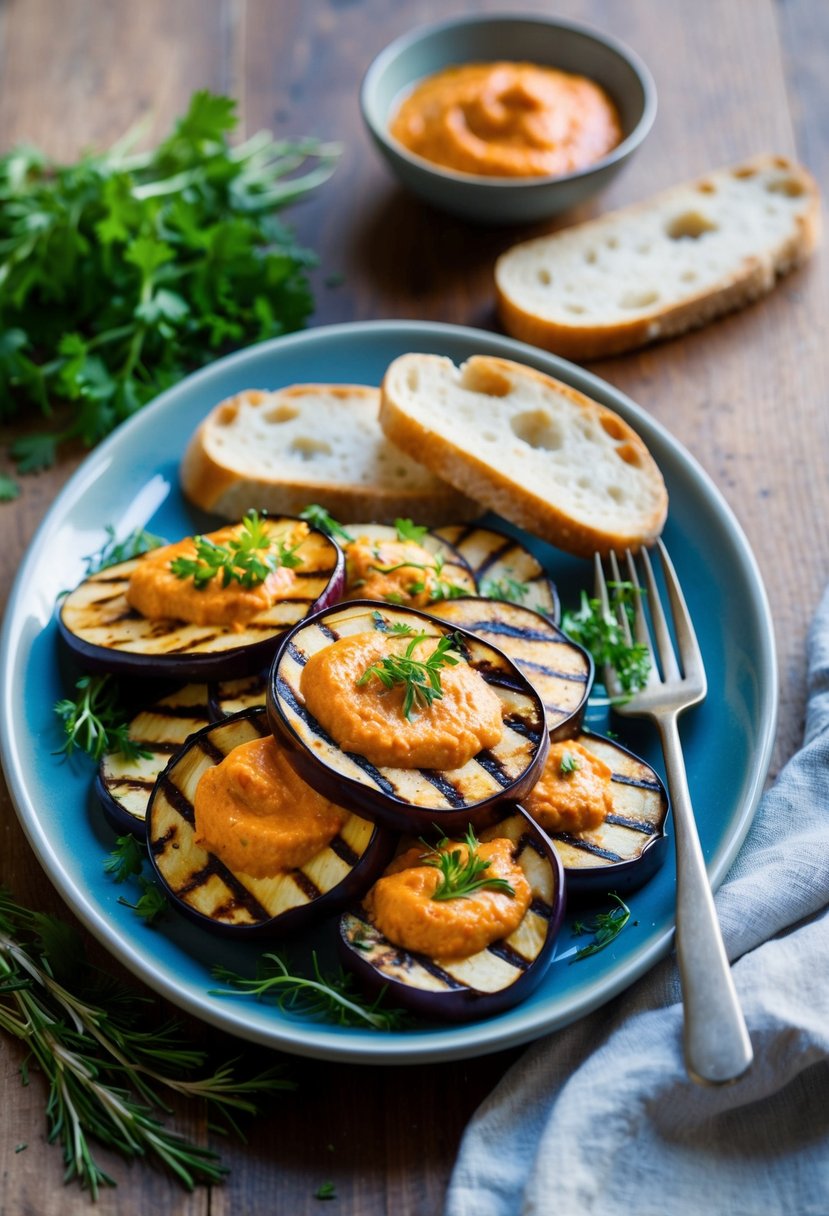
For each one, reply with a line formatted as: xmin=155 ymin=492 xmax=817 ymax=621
xmin=170 ymin=509 xmax=303 ymax=590
xmin=562 ymin=581 xmax=651 ymax=695
xmin=480 ymin=575 xmax=531 ymax=605
xmin=570 ymin=894 xmax=632 ymax=961
xmin=54 ymin=674 xmax=150 ymax=762
xmin=356 ymin=631 xmax=461 ymax=720
xmin=420 ymin=826 xmax=516 ymax=902
xmin=211 ymin=952 xmax=408 ymax=1031
xmin=0 ymin=889 xmax=291 ymax=1197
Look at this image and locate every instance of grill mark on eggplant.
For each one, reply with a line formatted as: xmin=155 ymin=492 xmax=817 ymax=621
xmin=105 ymin=775 xmax=158 ymax=792
xmin=138 ymin=702 xmax=211 ymax=720
xmin=176 ymin=858 xmax=272 ymax=920
xmin=463 ymin=619 xmax=559 ymax=644
xmin=473 ymin=537 xmax=520 ymax=578
xmin=513 ymin=832 xmax=547 ymax=860
xmin=474 ymin=750 xmax=514 ymax=788
xmin=486 ymin=939 xmax=531 ymax=970
xmin=328 ymin=834 xmax=361 ymax=867
xmin=287 ymin=640 xmax=308 ymax=666
xmin=290 ymin=869 xmax=323 ymax=902
xmin=156 ymin=773 xmax=196 ymax=826
xmin=153 ymin=825 xmax=177 ymax=851
xmin=405 ymin=953 xmax=472 ymax=991
xmin=419 ymin=769 xmax=468 ymax=808
xmin=318 ymin=621 xmax=339 ymax=641
xmin=530 ymin=896 xmax=554 ymax=920
xmin=276 ymin=675 xmax=397 ymax=797
xmin=604 ymin=812 xmax=658 ymax=835
xmin=503 ymin=715 xmax=546 ymax=741
xmin=197 ymin=735 xmax=227 ymax=764
xmin=611 ymin=773 xmax=663 ymax=792
xmin=511 ymin=656 xmax=590 ymax=683
xmin=551 ymin=832 xmax=624 ymax=862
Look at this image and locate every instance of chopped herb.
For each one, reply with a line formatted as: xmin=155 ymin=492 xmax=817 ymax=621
xmin=421 ymin=826 xmax=515 ymax=902
xmin=395 ymin=517 xmax=429 ymax=544
xmin=570 ymin=894 xmax=631 ymax=961
xmin=14 ymin=1143 xmax=27 ymax=1153
xmin=300 ymin=503 xmax=354 ymax=543
xmin=562 ymin=583 xmax=651 ymax=695
xmin=83 ymin=523 xmax=166 ymax=575
xmin=117 ymin=877 xmax=168 ymax=926
xmin=559 ymin=750 xmax=582 ymax=775
xmin=103 ymin=834 xmax=146 ymax=884
xmin=170 ymin=509 xmax=302 ymax=590
xmin=480 ymin=575 xmax=530 ymax=605
xmin=0 ymin=474 xmax=20 ymax=502
xmin=212 ymin=951 xmax=408 ymax=1031
xmin=370 ymin=610 xmax=417 ymax=637
xmin=54 ymin=674 xmax=150 ymax=762
xmin=357 ymin=632 xmax=460 ymax=720
xmin=316 ymin=1181 xmax=337 ymax=1200
xmin=0 ymin=91 xmax=338 ymax=471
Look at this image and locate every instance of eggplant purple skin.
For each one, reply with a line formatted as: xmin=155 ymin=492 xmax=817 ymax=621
xmin=57 ymin=524 xmax=346 ymax=683
xmin=266 ymin=598 xmax=551 ymax=835
xmin=337 ymin=808 xmax=567 ymax=1023
xmin=145 ymin=707 xmax=398 ymax=940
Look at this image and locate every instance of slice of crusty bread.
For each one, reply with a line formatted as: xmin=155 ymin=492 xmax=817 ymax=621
xmin=495 ymin=154 xmax=820 ymax=360
xmin=379 ymin=353 xmax=667 ymax=558
xmin=180 ymin=384 xmax=479 ymax=525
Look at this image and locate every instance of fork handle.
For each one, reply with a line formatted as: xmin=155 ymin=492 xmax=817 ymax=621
xmin=657 ymin=712 xmax=753 ymax=1085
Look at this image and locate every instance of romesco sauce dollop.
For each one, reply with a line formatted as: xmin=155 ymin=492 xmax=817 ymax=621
xmin=389 ymin=61 xmax=622 ymax=178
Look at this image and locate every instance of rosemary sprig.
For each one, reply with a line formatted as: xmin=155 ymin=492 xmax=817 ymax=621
xmin=54 ymin=674 xmax=150 ymax=762
xmin=299 ymin=503 xmax=354 ymax=544
xmin=83 ymin=523 xmax=167 ymax=575
xmin=570 ymin=894 xmax=631 ymax=961
xmin=170 ymin=509 xmax=303 ymax=590
xmin=0 ymin=889 xmax=291 ymax=1197
xmin=420 ymin=826 xmax=516 ymax=901
xmin=211 ymin=951 xmax=409 ymax=1031
xmin=562 ymin=582 xmax=651 ymax=695
xmin=356 ymin=632 xmax=460 ymax=720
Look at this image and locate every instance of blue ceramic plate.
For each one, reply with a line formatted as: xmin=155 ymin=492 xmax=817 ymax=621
xmin=0 ymin=321 xmax=777 ymax=1064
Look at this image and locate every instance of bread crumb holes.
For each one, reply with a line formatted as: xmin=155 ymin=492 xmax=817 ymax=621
xmin=511 ymin=409 xmax=564 ymax=451
xmin=766 ymin=177 xmax=804 ymax=198
xmin=290 ymin=437 xmax=332 ymax=460
xmin=266 ymin=404 xmax=300 ymax=424
xmin=666 ymin=211 xmax=718 ymax=240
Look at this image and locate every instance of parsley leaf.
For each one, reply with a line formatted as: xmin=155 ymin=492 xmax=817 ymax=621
xmin=562 ymin=583 xmax=651 ymax=695
xmin=299 ymin=503 xmax=354 ymax=543
xmin=170 ymin=510 xmax=303 ymax=590
xmin=356 ymin=632 xmax=461 ymax=720
xmin=0 ymin=91 xmax=338 ymax=472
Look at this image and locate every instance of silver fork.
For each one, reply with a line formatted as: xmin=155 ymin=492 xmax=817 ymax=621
xmin=596 ymin=539 xmax=753 ymax=1086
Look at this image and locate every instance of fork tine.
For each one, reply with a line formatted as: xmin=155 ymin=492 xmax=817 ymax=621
xmin=637 ymin=546 xmax=682 ymax=682
xmin=593 ymin=553 xmax=623 ymax=700
xmin=622 ymin=548 xmax=657 ymax=659
xmin=656 ymin=540 xmax=707 ymax=691
xmin=607 ymin=551 xmax=633 ymax=647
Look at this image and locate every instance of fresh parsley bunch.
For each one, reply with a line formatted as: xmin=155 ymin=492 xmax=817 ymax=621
xmin=0 ymin=91 xmax=338 ymax=480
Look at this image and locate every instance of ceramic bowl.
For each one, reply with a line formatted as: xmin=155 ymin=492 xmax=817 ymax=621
xmin=360 ymin=14 xmax=656 ymax=224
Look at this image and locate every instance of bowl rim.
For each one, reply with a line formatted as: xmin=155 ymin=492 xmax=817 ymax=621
xmin=360 ymin=12 xmax=657 ymax=190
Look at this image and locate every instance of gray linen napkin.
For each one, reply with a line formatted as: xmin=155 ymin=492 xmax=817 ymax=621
xmin=445 ymin=587 xmax=829 ymax=1216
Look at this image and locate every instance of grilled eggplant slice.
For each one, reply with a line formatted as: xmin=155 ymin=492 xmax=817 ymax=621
xmin=59 ymin=517 xmax=345 ymax=681
xmin=529 ymin=731 xmax=669 ymax=897
xmin=343 ymin=522 xmax=476 ymax=601
xmin=96 ymin=683 xmax=212 ymax=836
xmin=434 ymin=523 xmax=559 ymax=621
xmin=147 ymin=707 xmax=395 ymax=937
xmin=431 ymin=597 xmax=591 ymax=740
xmin=268 ymin=601 xmax=549 ymax=834
xmin=338 ymin=809 xmax=565 ymax=1022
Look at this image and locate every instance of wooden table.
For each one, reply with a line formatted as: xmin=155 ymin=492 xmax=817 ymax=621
xmin=0 ymin=1 xmax=825 ymax=1211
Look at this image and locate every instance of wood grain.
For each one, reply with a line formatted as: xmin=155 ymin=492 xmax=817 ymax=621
xmin=0 ymin=0 xmax=826 ymax=1212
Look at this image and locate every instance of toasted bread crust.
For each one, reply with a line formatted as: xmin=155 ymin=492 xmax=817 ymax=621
xmin=379 ymin=354 xmax=667 ymax=558
xmin=495 ymin=154 xmax=821 ymax=360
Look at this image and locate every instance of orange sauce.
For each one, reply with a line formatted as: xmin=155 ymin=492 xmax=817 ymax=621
xmin=390 ymin=61 xmax=621 ymax=178
xmin=523 ymin=740 xmax=613 ymax=833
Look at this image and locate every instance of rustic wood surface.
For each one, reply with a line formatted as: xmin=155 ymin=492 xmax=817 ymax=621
xmin=0 ymin=0 xmax=826 ymax=1212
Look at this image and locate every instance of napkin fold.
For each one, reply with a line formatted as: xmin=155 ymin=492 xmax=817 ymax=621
xmin=445 ymin=586 xmax=829 ymax=1216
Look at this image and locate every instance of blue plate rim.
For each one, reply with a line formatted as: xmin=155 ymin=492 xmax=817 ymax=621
xmin=0 ymin=319 xmax=778 ymax=1064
